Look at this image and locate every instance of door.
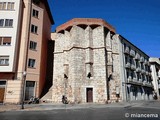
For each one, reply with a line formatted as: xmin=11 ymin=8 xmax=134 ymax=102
xmin=0 ymin=81 xmax=6 ymax=103
xmin=86 ymin=88 xmax=93 ymax=102
xmin=25 ymin=81 xmax=35 ymax=100
xmin=0 ymin=88 xmax=5 ymax=103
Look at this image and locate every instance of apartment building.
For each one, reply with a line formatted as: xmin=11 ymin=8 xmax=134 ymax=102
xmin=149 ymin=58 xmax=160 ymax=99
xmin=119 ymin=36 xmax=153 ymax=101
xmin=50 ymin=18 xmax=153 ymax=103
xmin=0 ymin=0 xmax=54 ymax=103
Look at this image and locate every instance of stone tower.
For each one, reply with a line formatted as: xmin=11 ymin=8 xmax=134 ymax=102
xmin=52 ymin=18 xmax=121 ymax=103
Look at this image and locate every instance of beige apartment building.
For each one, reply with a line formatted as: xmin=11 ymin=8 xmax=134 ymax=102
xmin=50 ymin=18 xmax=153 ymax=103
xmin=0 ymin=0 xmax=54 ymax=103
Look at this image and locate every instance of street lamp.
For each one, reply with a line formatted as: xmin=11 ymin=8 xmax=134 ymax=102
xmin=21 ymin=71 xmax=27 ymax=109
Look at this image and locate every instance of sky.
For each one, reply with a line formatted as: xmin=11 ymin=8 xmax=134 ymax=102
xmin=48 ymin=0 xmax=160 ymax=57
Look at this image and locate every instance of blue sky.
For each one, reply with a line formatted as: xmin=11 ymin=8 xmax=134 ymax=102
xmin=48 ymin=0 xmax=160 ymax=57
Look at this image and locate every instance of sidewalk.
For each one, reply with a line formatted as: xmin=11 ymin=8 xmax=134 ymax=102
xmin=0 ymin=101 xmax=159 ymax=112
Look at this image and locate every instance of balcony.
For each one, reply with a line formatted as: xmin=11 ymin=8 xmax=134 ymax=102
xmin=128 ymin=77 xmax=132 ymax=82
xmin=131 ymin=64 xmax=136 ymax=70
xmin=146 ymin=82 xmax=153 ymax=87
xmin=158 ymin=72 xmax=160 ymax=78
xmin=144 ymin=59 xmax=149 ymax=65
xmin=140 ymin=57 xmax=144 ymax=63
xmin=145 ymin=71 xmax=149 ymax=75
xmin=125 ymin=62 xmax=131 ymax=68
xmin=143 ymin=81 xmax=153 ymax=87
xmin=136 ymin=67 xmax=141 ymax=72
xmin=143 ymin=81 xmax=147 ymax=85
xmin=148 ymin=72 xmax=152 ymax=76
xmin=130 ymin=49 xmax=135 ymax=57
xmin=135 ymin=53 xmax=140 ymax=60
xmin=139 ymin=79 xmax=143 ymax=83
xmin=141 ymin=69 xmax=146 ymax=74
xmin=124 ymin=47 xmax=130 ymax=54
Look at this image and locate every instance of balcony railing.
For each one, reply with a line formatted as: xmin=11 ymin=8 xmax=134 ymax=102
xmin=144 ymin=59 xmax=149 ymax=65
xmin=142 ymin=81 xmax=153 ymax=87
xmin=136 ymin=67 xmax=141 ymax=72
xmin=158 ymin=72 xmax=160 ymax=78
xmin=135 ymin=53 xmax=140 ymax=60
xmin=141 ymin=69 xmax=146 ymax=74
xmin=124 ymin=47 xmax=130 ymax=54
xmin=128 ymin=76 xmax=132 ymax=82
xmin=139 ymin=79 xmax=143 ymax=83
xmin=125 ymin=62 xmax=131 ymax=68
xmin=131 ymin=64 xmax=136 ymax=70
xmin=140 ymin=57 xmax=144 ymax=63
xmin=145 ymin=71 xmax=149 ymax=75
xmin=130 ymin=50 xmax=135 ymax=57
xmin=143 ymin=81 xmax=147 ymax=85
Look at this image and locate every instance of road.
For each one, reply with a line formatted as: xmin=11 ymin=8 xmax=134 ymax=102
xmin=0 ymin=107 xmax=159 ymax=120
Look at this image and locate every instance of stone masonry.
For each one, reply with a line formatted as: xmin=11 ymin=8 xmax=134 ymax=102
xmin=51 ymin=18 xmax=122 ymax=103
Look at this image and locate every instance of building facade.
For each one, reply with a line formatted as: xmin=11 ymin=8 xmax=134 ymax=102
xmin=119 ymin=36 xmax=153 ymax=101
xmin=149 ymin=58 xmax=160 ymax=99
xmin=51 ymin=18 xmax=153 ymax=103
xmin=0 ymin=0 xmax=54 ymax=103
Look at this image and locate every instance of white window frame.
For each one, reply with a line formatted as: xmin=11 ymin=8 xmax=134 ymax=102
xmin=0 ymin=2 xmax=14 ymax=10
xmin=0 ymin=37 xmax=11 ymax=46
xmin=0 ymin=56 xmax=9 ymax=66
xmin=31 ymin=24 xmax=38 ymax=34
xmin=29 ymin=41 xmax=37 ymax=50
xmin=28 ymin=59 xmax=36 ymax=68
xmin=32 ymin=9 xmax=39 ymax=18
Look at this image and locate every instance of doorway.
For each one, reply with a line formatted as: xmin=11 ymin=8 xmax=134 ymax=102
xmin=86 ymin=88 xmax=93 ymax=102
xmin=0 ymin=81 xmax=6 ymax=103
xmin=25 ymin=81 xmax=35 ymax=100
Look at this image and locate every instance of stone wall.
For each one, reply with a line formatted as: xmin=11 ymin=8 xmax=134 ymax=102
xmin=52 ymin=18 xmax=122 ymax=103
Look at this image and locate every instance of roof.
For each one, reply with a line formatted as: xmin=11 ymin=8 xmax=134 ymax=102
xmin=56 ymin=18 xmax=115 ymax=33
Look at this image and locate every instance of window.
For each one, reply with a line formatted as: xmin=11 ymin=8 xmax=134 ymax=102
xmin=0 ymin=19 xmax=13 ymax=27
xmin=136 ymin=60 xmax=139 ymax=68
xmin=137 ymin=72 xmax=140 ymax=80
xmin=126 ymin=71 xmax=129 ymax=78
xmin=5 ymin=19 xmax=13 ymax=27
xmin=32 ymin=9 xmax=39 ymax=18
xmin=0 ymin=19 xmax=4 ymax=27
xmin=131 ymin=71 xmax=133 ymax=79
xmin=0 ymin=56 xmax=9 ymax=66
xmin=141 ymin=62 xmax=144 ymax=70
xmin=0 ymin=37 xmax=11 ymax=45
xmin=29 ymin=41 xmax=37 ymax=50
xmin=86 ymin=63 xmax=93 ymax=78
xmin=7 ymin=2 xmax=14 ymax=10
xmin=125 ymin=56 xmax=128 ymax=64
xmin=3 ymin=2 xmax=6 ymax=9
xmin=129 ymin=58 xmax=132 ymax=64
xmin=28 ymin=59 xmax=35 ymax=68
xmin=0 ymin=2 xmax=14 ymax=10
xmin=31 ymin=24 xmax=38 ymax=34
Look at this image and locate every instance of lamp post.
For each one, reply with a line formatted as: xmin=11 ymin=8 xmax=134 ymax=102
xmin=21 ymin=71 xmax=27 ymax=109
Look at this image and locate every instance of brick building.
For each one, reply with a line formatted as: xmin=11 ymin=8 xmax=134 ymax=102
xmin=0 ymin=0 xmax=54 ymax=103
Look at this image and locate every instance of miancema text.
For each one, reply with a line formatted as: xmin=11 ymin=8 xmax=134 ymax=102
xmin=131 ymin=113 xmax=159 ymax=118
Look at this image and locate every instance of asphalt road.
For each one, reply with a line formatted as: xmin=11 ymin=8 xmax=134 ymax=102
xmin=0 ymin=107 xmax=159 ymax=120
